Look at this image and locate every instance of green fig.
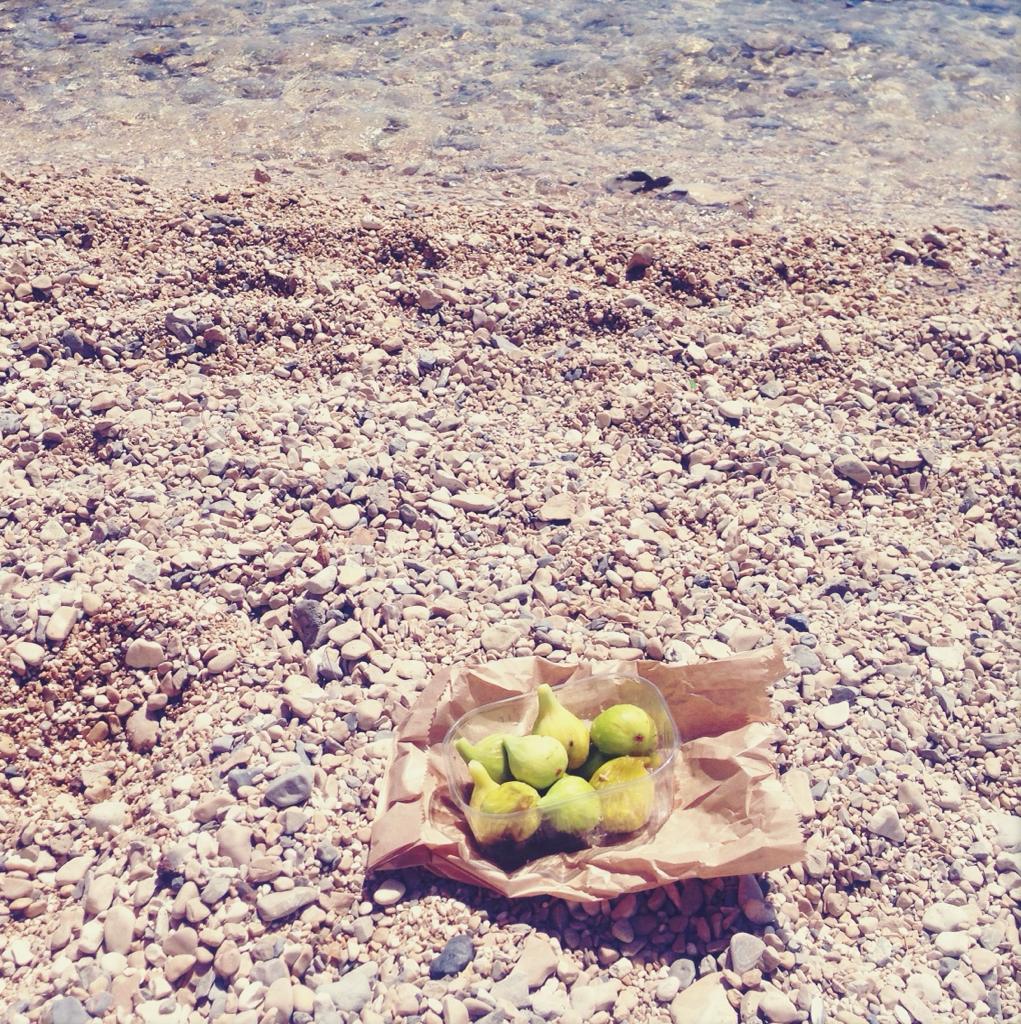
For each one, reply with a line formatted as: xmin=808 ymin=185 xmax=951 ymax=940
xmin=456 ymin=733 xmax=511 ymax=783
xmin=503 ymin=735 xmax=568 ymax=790
xmin=538 ymin=775 xmax=601 ymax=834
xmin=532 ymin=684 xmax=590 ymax=770
xmin=480 ymin=781 xmax=542 ymax=843
xmin=466 ymin=761 xmax=541 ymax=844
xmin=590 ymin=703 xmax=658 ymax=756
xmin=572 ymin=746 xmax=611 ymax=780
xmin=590 ymin=756 xmax=654 ymax=833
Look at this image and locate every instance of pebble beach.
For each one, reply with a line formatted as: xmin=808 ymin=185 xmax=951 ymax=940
xmin=1 ymin=2 xmax=1020 ymax=1023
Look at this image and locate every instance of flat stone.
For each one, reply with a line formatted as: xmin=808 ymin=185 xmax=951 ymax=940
xmin=373 ymin=878 xmax=406 ymax=906
xmin=45 ymin=606 xmax=77 ymax=645
xmin=126 ymin=709 xmax=159 ymax=752
xmin=926 ymin=646 xmax=964 ymax=671
xmin=264 ymin=768 xmax=313 ymax=808
xmin=922 ymin=902 xmax=978 ymax=932
xmin=480 ymin=623 xmax=523 ymax=653
xmin=325 ymin=962 xmax=378 ymax=1013
xmin=14 ymin=640 xmax=45 ymax=667
xmin=758 ymin=987 xmax=800 ymax=1023
xmin=570 ymin=979 xmax=619 ymax=1017
xmin=47 ymin=997 xmax=89 ymax=1024
xmin=85 ymin=800 xmax=128 ymax=834
xmin=125 ymin=638 xmax=164 ymax=669
xmin=513 ymin=935 xmax=558 ymax=988
xmin=103 ymin=904 xmax=136 ymax=954
xmin=256 ymin=886 xmax=318 ymax=923
xmin=868 ymin=805 xmax=906 ymax=842
xmin=537 ymin=493 xmax=575 ymax=522
xmin=216 ymin=815 xmax=251 ymax=864
xmin=669 ymin=974 xmax=736 ymax=1024
xmin=633 ymin=571 xmax=659 ymax=593
xmin=729 ymin=932 xmax=766 ymax=973
xmin=833 ymin=454 xmax=871 ymax=486
xmin=429 ymin=935 xmax=475 ymax=979
xmin=449 ymin=491 xmax=499 ymax=512
xmin=815 ymin=701 xmax=850 ymax=729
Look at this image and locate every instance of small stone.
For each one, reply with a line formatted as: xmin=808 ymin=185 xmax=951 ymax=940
xmin=103 ymin=904 xmax=136 ymax=954
xmin=217 ymin=821 xmax=252 ymax=866
xmin=537 ymin=493 xmax=575 ymax=522
xmin=729 ymin=933 xmax=766 ymax=973
xmin=373 ymin=878 xmax=406 ymax=906
xmin=45 ymin=606 xmax=77 ymax=645
xmin=126 ymin=709 xmax=159 ymax=752
xmin=264 ymin=768 xmax=313 ymax=808
xmin=449 ymin=491 xmax=499 ymax=512
xmin=291 ymin=600 xmax=325 ymax=649
xmin=481 ymin=622 xmax=523 ymax=653
xmin=256 ymin=887 xmax=318 ymax=922
xmin=719 ymin=400 xmax=745 ymax=421
xmin=868 ymin=806 xmax=906 ymax=843
xmin=13 ymin=641 xmax=45 ymax=667
xmin=633 ymin=571 xmax=659 ymax=593
xmin=815 ymin=702 xmax=850 ymax=729
xmin=47 ymin=997 xmax=89 ymax=1024
xmin=429 ymin=935 xmax=475 ymax=979
xmin=326 ymin=962 xmax=378 ymax=1013
xmin=418 ymin=287 xmax=443 ymax=311
xmin=85 ymin=801 xmax=128 ymax=834
xmin=926 ymin=646 xmax=964 ymax=671
xmin=669 ymin=974 xmax=736 ymax=1024
xmin=922 ymin=902 xmax=977 ymax=932
xmin=669 ymin=959 xmax=697 ymax=990
xmin=125 ymin=638 xmax=164 ymax=669
xmin=758 ymin=987 xmax=800 ymax=1023
xmin=833 ymin=454 xmax=871 ymax=486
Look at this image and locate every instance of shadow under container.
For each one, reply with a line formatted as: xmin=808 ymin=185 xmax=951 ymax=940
xmin=442 ymin=673 xmax=680 ymax=866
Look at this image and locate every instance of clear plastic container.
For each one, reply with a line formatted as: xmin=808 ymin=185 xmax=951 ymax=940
xmin=442 ymin=673 xmax=680 ymax=866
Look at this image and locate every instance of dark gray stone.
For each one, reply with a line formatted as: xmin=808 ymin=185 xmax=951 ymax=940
xmin=429 ymin=934 xmax=475 ymax=979
xmin=291 ymin=599 xmax=326 ymax=649
xmin=264 ymin=768 xmax=313 ymax=808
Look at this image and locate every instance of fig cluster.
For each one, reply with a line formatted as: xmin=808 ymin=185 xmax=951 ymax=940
xmin=455 ymin=686 xmax=659 ymax=845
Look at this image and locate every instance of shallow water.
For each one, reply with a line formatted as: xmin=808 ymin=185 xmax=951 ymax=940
xmin=1 ymin=0 xmax=1018 ymax=223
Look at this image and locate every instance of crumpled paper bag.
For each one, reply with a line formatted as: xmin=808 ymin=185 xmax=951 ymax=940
xmin=367 ymin=646 xmax=804 ymax=902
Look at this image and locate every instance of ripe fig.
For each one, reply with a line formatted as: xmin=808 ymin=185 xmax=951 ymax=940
xmin=531 ymin=684 xmax=590 ymax=769
xmin=503 ymin=735 xmax=568 ymax=790
xmin=455 ymin=733 xmax=511 ymax=783
xmin=538 ymin=775 xmax=601 ymax=834
xmin=590 ymin=703 xmax=658 ymax=756
xmin=466 ymin=761 xmax=541 ymax=844
xmin=589 ymin=755 xmax=654 ymax=832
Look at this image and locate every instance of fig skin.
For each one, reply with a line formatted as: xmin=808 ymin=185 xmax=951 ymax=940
xmin=532 ymin=684 xmax=590 ymax=769
xmin=572 ymin=746 xmax=611 ymax=780
xmin=590 ymin=703 xmax=658 ymax=757
xmin=455 ymin=733 xmax=511 ymax=783
xmin=466 ymin=761 xmax=541 ymax=844
xmin=503 ymin=734 xmax=568 ymax=790
xmin=590 ymin=755 xmax=655 ymax=833
xmin=538 ymin=775 xmax=601 ymax=834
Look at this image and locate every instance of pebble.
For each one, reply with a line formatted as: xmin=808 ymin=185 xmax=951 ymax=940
xmin=868 ymin=806 xmax=907 ymax=843
xmin=256 ymin=887 xmax=318 ymax=922
xmin=2 ymin=172 xmax=1017 ymax=1024
xmin=373 ymin=879 xmax=406 ymax=907
xmin=729 ymin=932 xmax=766 ymax=973
xmin=263 ymin=768 xmax=313 ymax=808
xmin=815 ymin=702 xmax=850 ymax=729
xmin=430 ymin=935 xmax=475 ymax=979
xmin=125 ymin=638 xmax=164 ymax=668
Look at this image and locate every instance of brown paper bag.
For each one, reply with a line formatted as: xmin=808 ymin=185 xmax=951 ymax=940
xmin=367 ymin=646 xmax=804 ymax=902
